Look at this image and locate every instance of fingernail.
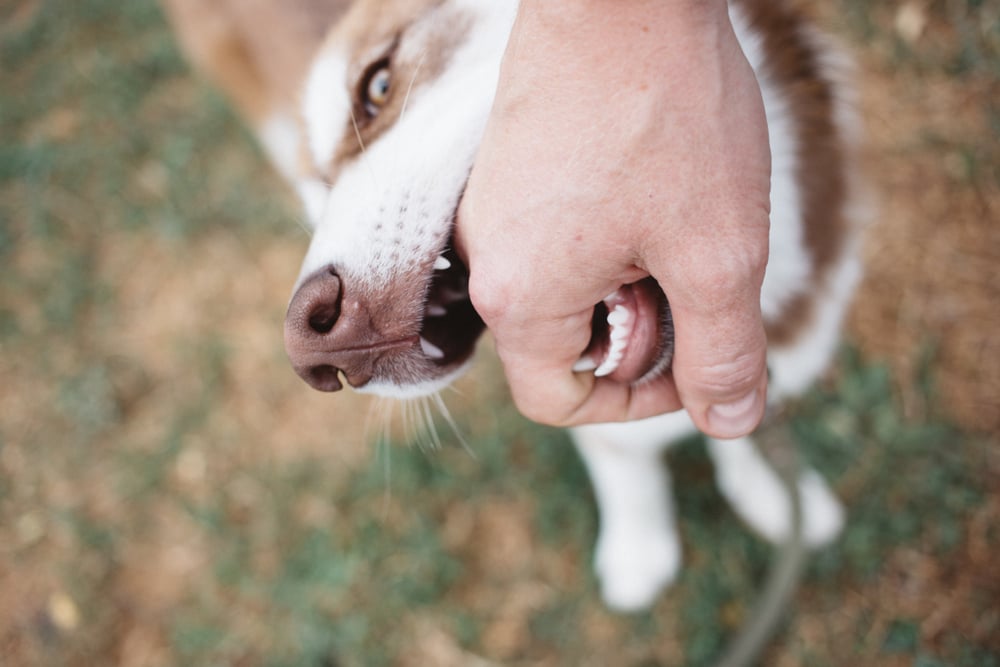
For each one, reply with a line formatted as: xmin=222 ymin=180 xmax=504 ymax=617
xmin=707 ymin=390 xmax=763 ymax=439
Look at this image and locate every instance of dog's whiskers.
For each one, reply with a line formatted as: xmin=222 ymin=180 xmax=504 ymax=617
xmin=348 ymin=107 xmax=381 ymax=193
xmin=389 ymin=48 xmax=428 ymax=196
xmin=410 ymin=397 xmax=437 ymax=451
xmin=364 ymin=397 xmax=396 ymax=519
xmin=292 ymin=214 xmax=313 ymax=237
xmin=377 ymin=434 xmax=393 ymax=519
xmin=366 ymin=392 xmax=469 ymax=455
xmin=419 ymin=396 xmax=444 ymax=450
xmin=399 ymin=48 xmax=427 ymax=125
xmin=432 ymin=392 xmax=474 ymax=458
xmin=293 ymin=179 xmax=337 ymax=237
xmin=364 ymin=396 xmax=392 ymax=446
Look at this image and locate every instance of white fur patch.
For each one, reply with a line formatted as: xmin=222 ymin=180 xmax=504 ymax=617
xmin=295 ymin=2 xmax=517 ymax=291
xmin=706 ymin=437 xmax=844 ymax=547
xmin=730 ymin=4 xmax=812 ymax=322
xmin=767 ymin=248 xmax=862 ymax=401
xmin=358 ymin=363 xmax=470 ymax=400
xmin=257 ymin=113 xmax=301 ymax=182
xmin=572 ymin=425 xmax=683 ymax=611
xmin=301 ymin=50 xmax=352 ymax=174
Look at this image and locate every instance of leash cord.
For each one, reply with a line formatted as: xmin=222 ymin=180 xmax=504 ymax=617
xmin=712 ymin=420 xmax=808 ymax=667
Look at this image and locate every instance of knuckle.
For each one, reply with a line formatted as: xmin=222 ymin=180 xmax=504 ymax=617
xmin=686 ymin=352 xmax=765 ymax=401
xmin=507 ymin=377 xmax=587 ymax=428
xmin=511 ymin=392 xmax=570 ymax=427
xmin=467 ymin=270 xmax=524 ymax=326
xmin=679 ymin=241 xmax=768 ymax=303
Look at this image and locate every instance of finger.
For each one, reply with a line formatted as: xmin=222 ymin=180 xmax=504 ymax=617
xmin=462 ymin=235 xmax=681 ymax=426
xmin=659 ymin=245 xmax=770 ymax=439
xmin=495 ymin=332 xmax=685 ymax=426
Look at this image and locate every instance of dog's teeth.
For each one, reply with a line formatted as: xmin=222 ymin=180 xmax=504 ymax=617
xmin=434 ymin=256 xmax=451 ymax=271
xmin=594 ymin=324 xmax=629 ymax=377
xmin=420 ymin=337 xmax=445 ymax=360
xmin=594 ymin=347 xmax=625 ymax=377
xmin=594 ymin=350 xmax=623 ymax=377
xmin=591 ymin=303 xmax=633 ymax=377
xmin=426 ymin=304 xmax=447 ymax=317
xmin=573 ymin=357 xmax=598 ymax=372
xmin=607 ymin=304 xmax=629 ymax=328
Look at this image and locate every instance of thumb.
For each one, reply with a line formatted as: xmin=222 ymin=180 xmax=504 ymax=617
xmin=665 ymin=259 xmax=770 ymax=440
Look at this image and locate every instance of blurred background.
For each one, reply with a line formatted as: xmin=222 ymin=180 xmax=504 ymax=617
xmin=0 ymin=0 xmax=997 ymax=665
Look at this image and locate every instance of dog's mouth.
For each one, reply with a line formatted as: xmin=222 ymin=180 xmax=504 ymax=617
xmin=417 ymin=239 xmax=486 ymax=369
xmin=575 ymin=278 xmax=674 ymax=385
xmin=416 ymin=232 xmax=672 ymax=386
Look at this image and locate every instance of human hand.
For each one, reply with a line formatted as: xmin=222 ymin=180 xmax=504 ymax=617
xmin=456 ymin=0 xmax=772 ymax=438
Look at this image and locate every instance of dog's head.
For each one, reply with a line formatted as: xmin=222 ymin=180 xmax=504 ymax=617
xmin=283 ymin=0 xmax=674 ymax=399
xmin=283 ymin=0 xmax=518 ymax=398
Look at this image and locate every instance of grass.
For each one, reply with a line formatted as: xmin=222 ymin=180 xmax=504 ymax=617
xmin=1 ymin=0 xmax=998 ymax=665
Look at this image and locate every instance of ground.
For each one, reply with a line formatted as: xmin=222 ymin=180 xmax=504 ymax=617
xmin=0 ymin=0 xmax=997 ymax=665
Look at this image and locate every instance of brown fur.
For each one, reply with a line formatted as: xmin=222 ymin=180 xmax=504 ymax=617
xmin=166 ymin=0 xmax=855 ymax=350
xmin=162 ymin=0 xmax=351 ymax=124
xmin=308 ymin=1 xmax=473 ymax=180
xmin=738 ymin=0 xmax=853 ymax=344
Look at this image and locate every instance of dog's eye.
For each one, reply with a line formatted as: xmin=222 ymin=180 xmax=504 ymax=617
xmin=361 ymin=60 xmax=391 ymax=117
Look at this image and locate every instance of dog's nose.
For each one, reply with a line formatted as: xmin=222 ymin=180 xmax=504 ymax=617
xmin=292 ymin=266 xmax=344 ymax=335
xmin=284 ymin=267 xmax=348 ymax=391
xmin=285 ymin=265 xmax=424 ymax=392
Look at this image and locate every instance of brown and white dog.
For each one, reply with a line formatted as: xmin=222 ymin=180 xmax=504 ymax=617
xmin=164 ymin=0 xmax=866 ymax=611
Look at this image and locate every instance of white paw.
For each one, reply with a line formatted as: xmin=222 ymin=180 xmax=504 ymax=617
xmin=721 ymin=464 xmax=844 ymax=548
xmin=795 ymin=470 xmax=845 ymax=547
xmin=593 ymin=528 xmax=682 ymax=612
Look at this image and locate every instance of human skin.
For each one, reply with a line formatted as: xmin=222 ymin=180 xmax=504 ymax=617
xmin=456 ymin=0 xmax=772 ymax=438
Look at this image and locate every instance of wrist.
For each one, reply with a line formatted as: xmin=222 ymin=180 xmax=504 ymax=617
xmin=515 ymin=0 xmax=731 ymax=39
xmin=509 ymin=0 xmax=737 ymax=80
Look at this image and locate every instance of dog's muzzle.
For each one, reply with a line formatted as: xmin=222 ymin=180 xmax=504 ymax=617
xmin=283 ymin=246 xmax=486 ymax=392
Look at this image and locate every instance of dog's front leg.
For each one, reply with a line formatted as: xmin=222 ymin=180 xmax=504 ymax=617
xmin=705 ymin=436 xmax=844 ymax=548
xmin=571 ymin=423 xmax=682 ymax=612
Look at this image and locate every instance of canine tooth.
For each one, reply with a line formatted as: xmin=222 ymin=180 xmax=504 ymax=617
xmin=573 ymin=357 xmax=598 ymax=372
xmin=420 ymin=337 xmax=445 ymax=360
xmin=434 ymin=255 xmax=451 ymax=271
xmin=426 ymin=304 xmax=447 ymax=317
xmin=594 ymin=334 xmax=628 ymax=377
xmin=594 ymin=354 xmax=621 ymax=377
xmin=593 ymin=354 xmax=621 ymax=377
